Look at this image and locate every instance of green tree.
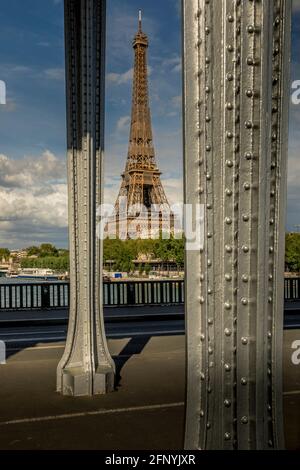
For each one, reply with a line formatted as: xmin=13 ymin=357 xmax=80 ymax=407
xmin=26 ymin=246 xmax=41 ymax=256
xmin=39 ymin=243 xmax=58 ymax=257
xmin=0 ymin=248 xmax=10 ymax=261
xmin=285 ymin=233 xmax=300 ymax=272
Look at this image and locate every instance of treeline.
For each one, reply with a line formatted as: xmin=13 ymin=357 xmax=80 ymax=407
xmin=103 ymin=237 xmax=185 ymax=273
xmin=285 ymin=233 xmax=300 ymax=273
xmin=21 ymin=244 xmax=70 ymax=271
xmin=1 ymin=233 xmax=300 ymax=273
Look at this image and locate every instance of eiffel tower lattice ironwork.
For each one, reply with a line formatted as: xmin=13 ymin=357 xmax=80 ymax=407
xmin=110 ymin=11 xmax=173 ymax=238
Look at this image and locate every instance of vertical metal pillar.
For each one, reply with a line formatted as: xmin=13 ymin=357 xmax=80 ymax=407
xmin=183 ymin=0 xmax=291 ymax=449
xmin=57 ymin=0 xmax=115 ymax=396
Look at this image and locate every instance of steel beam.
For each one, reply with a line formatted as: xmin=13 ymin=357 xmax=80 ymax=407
xmin=57 ymin=0 xmax=115 ymax=396
xmin=183 ymin=0 xmax=291 ymax=449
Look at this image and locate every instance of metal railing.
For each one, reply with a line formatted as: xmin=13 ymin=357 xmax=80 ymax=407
xmin=0 ymin=277 xmax=298 ymax=311
xmin=0 ymin=280 xmax=185 ymax=311
xmin=284 ymin=277 xmax=300 ymax=301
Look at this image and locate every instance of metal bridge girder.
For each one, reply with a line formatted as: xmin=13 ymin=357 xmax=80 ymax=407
xmin=57 ymin=0 xmax=115 ymax=397
xmin=183 ymin=0 xmax=291 ymax=450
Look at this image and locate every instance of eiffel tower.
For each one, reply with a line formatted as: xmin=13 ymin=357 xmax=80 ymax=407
xmin=107 ymin=11 xmax=173 ymax=239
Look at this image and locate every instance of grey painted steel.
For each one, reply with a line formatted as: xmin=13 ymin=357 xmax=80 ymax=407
xmin=57 ymin=0 xmax=115 ymax=396
xmin=183 ymin=0 xmax=291 ymax=450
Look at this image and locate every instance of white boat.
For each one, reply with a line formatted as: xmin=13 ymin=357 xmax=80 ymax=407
xmin=7 ymin=268 xmax=59 ymax=280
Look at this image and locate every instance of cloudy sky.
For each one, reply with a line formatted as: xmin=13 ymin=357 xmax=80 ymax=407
xmin=0 ymin=0 xmax=299 ymax=248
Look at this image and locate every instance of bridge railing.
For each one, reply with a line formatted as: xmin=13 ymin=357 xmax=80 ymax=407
xmin=0 ymin=277 xmax=298 ymax=311
xmin=0 ymin=280 xmax=185 ymax=311
xmin=284 ymin=277 xmax=300 ymax=301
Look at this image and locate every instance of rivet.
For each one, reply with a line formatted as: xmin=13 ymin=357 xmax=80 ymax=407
xmin=225 ymin=302 xmax=232 ymax=310
xmin=200 ymin=274 xmax=205 ymax=281
xmin=224 ymin=399 xmax=231 ymax=408
xmin=225 ymin=189 xmax=233 ymax=196
xmin=243 ymin=215 xmax=250 ymax=222
xmin=224 ymin=433 xmax=231 ymax=441
xmin=200 ymin=410 xmax=204 ymax=418
xmin=245 ymin=120 xmax=253 ymax=129
xmin=247 ymin=25 xmax=255 ymax=34
xmin=205 ymin=26 xmax=210 ymax=35
xmin=241 ymin=378 xmax=247 ymax=385
xmin=241 ymin=337 xmax=248 ymax=345
xmin=225 ymin=245 xmax=233 ymax=253
xmin=241 ymin=298 xmax=248 ymax=306
xmin=207 ymin=203 xmax=212 ymax=209
xmin=245 ymin=152 xmax=253 ymax=160
xmin=205 ymin=86 xmax=210 ymax=93
xmin=208 ymin=288 xmax=213 ymax=295
xmin=268 ymin=332 xmax=272 ymax=339
xmin=244 ymin=183 xmax=251 ymax=191
xmin=207 ymin=423 xmax=211 ymax=430
xmin=226 ymin=131 xmax=233 ymax=139
xmin=205 ymin=116 xmax=211 ymax=122
xmin=207 ymin=232 xmax=213 ymax=238
xmin=225 ymin=217 xmax=232 ymax=225
xmin=200 ymin=296 xmax=205 ymax=304
xmin=227 ymin=14 xmax=234 ymax=23
xmin=241 ymin=416 xmax=248 ymax=425
xmin=242 ymin=275 xmax=249 ymax=283
xmin=200 ymin=372 xmax=205 ymax=381
xmin=269 ymin=246 xmax=274 ymax=253
xmin=200 ymin=334 xmax=205 ymax=342
xmin=226 ymin=160 xmax=234 ymax=168
xmin=225 ymin=274 xmax=232 ymax=281
xmin=242 ymin=245 xmax=249 ymax=253
xmin=246 ymin=89 xmax=254 ymax=98
xmin=227 ymin=44 xmax=234 ymax=52
xmin=224 ymin=364 xmax=231 ymax=372
xmin=208 ymin=318 xmax=213 ymax=326
xmin=226 ymin=73 xmax=234 ymax=81
xmin=226 ymin=102 xmax=233 ymax=110
xmin=207 ymin=260 xmax=212 ymax=267
xmin=247 ymin=56 xmax=255 ymax=66
xmin=206 ymin=144 xmax=212 ymax=152
xmin=205 ymin=57 xmax=210 ymax=64
xmin=208 ymin=346 xmax=213 ymax=355
xmin=206 ymin=173 xmax=211 ymax=181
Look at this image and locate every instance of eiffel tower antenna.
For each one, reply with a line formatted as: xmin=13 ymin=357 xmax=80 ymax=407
xmin=139 ymin=10 xmax=142 ymax=32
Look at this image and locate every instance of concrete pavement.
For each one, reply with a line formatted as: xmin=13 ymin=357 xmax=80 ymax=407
xmin=0 ymin=333 xmax=299 ymax=450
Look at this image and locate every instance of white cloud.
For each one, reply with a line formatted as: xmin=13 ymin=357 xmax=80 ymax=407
xmin=117 ymin=115 xmax=131 ymax=131
xmin=0 ymin=151 xmax=68 ymax=247
xmin=107 ymin=68 xmax=133 ymax=85
xmin=44 ymin=68 xmax=65 ymax=81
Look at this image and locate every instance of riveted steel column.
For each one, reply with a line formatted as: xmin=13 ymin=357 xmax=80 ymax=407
xmin=183 ymin=0 xmax=291 ymax=450
xmin=57 ymin=0 xmax=115 ymax=396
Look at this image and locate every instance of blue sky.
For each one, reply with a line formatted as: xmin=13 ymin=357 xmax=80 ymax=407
xmin=0 ymin=0 xmax=299 ymax=248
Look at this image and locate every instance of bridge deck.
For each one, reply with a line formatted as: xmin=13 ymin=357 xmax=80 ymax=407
xmin=0 ymin=334 xmax=299 ymax=450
